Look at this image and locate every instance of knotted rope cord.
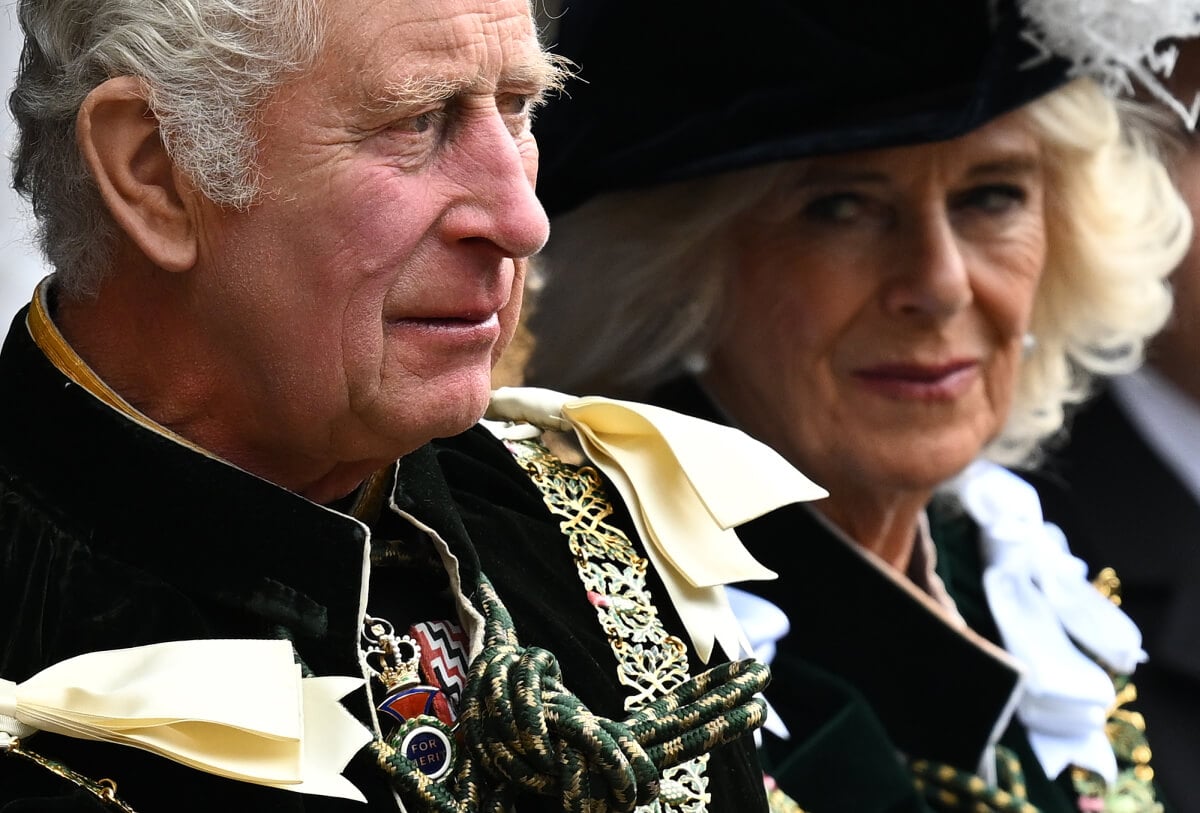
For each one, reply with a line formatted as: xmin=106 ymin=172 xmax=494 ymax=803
xmin=909 ymin=745 xmax=1041 ymax=812
xmin=372 ymin=576 xmax=770 ymax=813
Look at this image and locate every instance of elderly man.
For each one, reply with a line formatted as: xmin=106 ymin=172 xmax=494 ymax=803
xmin=0 ymin=0 xmax=786 ymax=810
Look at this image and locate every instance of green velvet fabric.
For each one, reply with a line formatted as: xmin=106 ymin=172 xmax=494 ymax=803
xmin=928 ymin=500 xmax=1081 ymax=811
xmin=0 ymin=310 xmax=766 ymax=812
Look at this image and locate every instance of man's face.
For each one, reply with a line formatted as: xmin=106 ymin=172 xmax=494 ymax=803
xmin=184 ymin=0 xmax=553 ymax=490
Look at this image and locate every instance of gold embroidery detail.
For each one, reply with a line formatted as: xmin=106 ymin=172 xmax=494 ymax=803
xmin=505 ymin=437 xmax=710 ymax=813
xmin=1070 ymin=568 xmax=1162 ymax=812
xmin=1092 ymin=567 xmax=1124 ymax=607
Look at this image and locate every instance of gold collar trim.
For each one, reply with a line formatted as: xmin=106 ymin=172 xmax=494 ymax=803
xmin=27 ymin=279 xmax=210 ymax=457
xmin=29 ymin=280 xmax=132 ymax=418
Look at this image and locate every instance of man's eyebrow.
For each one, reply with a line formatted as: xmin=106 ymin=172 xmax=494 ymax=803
xmin=363 ymin=52 xmax=572 ymax=114
xmin=503 ymin=52 xmax=572 ymax=96
xmin=364 ymin=75 xmax=463 ymax=114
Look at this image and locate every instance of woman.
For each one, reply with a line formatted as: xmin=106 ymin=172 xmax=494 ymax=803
xmin=524 ymin=0 xmax=1196 ymax=810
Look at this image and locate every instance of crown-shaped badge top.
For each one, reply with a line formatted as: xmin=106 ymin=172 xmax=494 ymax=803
xmin=361 ymin=616 xmax=422 ymax=692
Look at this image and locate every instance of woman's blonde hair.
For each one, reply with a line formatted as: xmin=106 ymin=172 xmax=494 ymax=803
xmin=527 ymin=78 xmax=1191 ymax=466
xmin=1001 ymin=79 xmax=1189 ymax=464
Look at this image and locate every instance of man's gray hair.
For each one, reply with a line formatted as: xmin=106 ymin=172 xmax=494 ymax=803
xmin=9 ymin=0 xmax=323 ymax=296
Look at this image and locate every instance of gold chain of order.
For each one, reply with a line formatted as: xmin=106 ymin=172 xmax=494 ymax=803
xmin=3 ymin=737 xmax=139 ymax=812
xmin=505 ymin=437 xmax=712 ymax=813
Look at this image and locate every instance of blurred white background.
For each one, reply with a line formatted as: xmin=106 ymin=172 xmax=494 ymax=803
xmin=1 ymin=1 xmax=49 ymax=335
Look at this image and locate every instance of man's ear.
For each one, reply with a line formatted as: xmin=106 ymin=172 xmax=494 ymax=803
xmin=76 ymin=76 xmax=197 ymax=272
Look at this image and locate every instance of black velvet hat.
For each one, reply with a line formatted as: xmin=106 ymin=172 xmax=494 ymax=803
xmin=532 ymin=0 xmax=1074 ymax=217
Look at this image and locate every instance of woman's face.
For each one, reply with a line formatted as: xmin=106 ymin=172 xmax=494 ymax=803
xmin=703 ymin=111 xmax=1047 ymax=502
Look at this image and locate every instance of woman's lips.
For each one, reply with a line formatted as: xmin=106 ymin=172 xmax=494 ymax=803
xmin=852 ymin=360 xmax=979 ymax=401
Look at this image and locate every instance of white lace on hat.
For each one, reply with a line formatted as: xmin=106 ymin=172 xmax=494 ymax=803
xmin=1017 ymin=0 xmax=1200 ymax=126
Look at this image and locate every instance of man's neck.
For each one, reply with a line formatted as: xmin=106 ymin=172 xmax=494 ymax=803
xmin=40 ymin=277 xmax=381 ymax=504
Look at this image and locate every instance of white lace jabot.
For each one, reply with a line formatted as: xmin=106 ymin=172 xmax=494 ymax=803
xmin=946 ymin=459 xmax=1146 ymax=783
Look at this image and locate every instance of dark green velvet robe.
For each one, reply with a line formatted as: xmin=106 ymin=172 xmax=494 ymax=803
xmin=649 ymin=376 xmax=1153 ymax=813
xmin=0 ymin=310 xmax=765 ymax=813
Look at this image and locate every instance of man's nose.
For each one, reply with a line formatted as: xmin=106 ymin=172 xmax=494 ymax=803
xmin=443 ymin=110 xmax=550 ymax=259
xmin=882 ymin=209 xmax=973 ymax=319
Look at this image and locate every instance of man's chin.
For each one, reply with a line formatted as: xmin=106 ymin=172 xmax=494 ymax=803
xmin=427 ymin=380 xmax=495 ymax=439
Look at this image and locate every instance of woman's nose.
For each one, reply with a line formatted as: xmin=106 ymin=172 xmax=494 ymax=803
xmin=882 ymin=209 xmax=973 ymax=319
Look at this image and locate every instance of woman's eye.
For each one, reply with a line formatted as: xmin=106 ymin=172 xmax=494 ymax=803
xmin=956 ymin=184 xmax=1028 ymax=215
xmin=803 ymin=193 xmax=870 ymax=223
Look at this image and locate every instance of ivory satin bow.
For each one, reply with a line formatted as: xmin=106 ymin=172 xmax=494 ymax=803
xmin=948 ymin=460 xmax=1146 ymax=783
xmin=0 ymin=639 xmax=372 ymax=801
xmin=485 ymin=386 xmax=828 ymax=664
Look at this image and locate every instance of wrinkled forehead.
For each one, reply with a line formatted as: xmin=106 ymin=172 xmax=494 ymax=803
xmin=320 ymin=0 xmax=545 ymax=93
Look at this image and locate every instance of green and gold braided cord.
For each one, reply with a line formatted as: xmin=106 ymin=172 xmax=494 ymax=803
xmin=374 ymin=577 xmax=769 ymax=813
xmin=909 ymin=745 xmax=1040 ymax=812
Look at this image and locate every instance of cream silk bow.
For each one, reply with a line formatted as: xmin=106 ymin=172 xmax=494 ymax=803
xmin=0 ymin=639 xmax=372 ymax=801
xmin=948 ymin=459 xmax=1146 ymax=784
xmin=485 ymin=386 xmax=828 ymax=664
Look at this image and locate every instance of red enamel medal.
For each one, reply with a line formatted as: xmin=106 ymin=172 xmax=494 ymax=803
xmin=361 ymin=616 xmax=458 ymax=780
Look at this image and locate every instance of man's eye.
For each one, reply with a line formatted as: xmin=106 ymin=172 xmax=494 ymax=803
xmin=499 ymin=94 xmax=530 ymax=116
xmin=393 ymin=110 xmax=443 ymax=134
xmin=500 ymin=90 xmax=551 ymax=120
xmin=498 ymin=92 xmax=545 ymax=136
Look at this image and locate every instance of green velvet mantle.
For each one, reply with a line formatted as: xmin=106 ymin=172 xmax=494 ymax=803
xmin=648 ymin=376 xmax=1132 ymax=813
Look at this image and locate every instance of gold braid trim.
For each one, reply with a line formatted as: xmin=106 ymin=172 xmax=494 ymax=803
xmin=3 ymin=737 xmax=139 ymax=812
xmin=505 ymin=437 xmax=713 ymax=813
